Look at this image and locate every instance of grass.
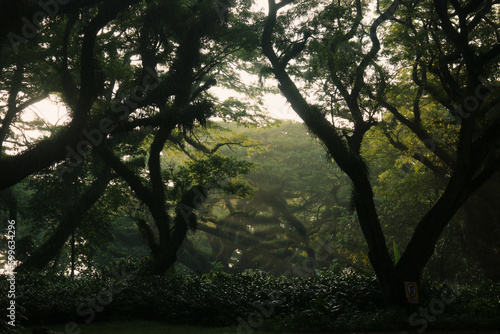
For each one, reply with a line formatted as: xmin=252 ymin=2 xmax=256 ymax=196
xmin=19 ymin=320 xmax=279 ymax=334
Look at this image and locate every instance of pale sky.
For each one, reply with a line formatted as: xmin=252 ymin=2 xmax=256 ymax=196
xmin=25 ymin=82 xmax=298 ymax=129
xmin=23 ymin=0 xmax=298 ymax=129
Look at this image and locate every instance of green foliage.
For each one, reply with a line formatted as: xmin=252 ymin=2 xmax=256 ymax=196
xmin=393 ymin=240 xmax=401 ymax=265
xmin=361 ymin=124 xmax=479 ymax=280
xmin=21 ymin=321 xmax=248 ymax=334
xmin=1 ymin=2 xmax=499 ymax=329
xmin=177 ymin=121 xmax=361 ymax=274
xmin=7 ymin=266 xmax=500 ymax=332
xmin=5 ymin=267 xmax=380 ymax=328
xmin=175 ymin=154 xmax=254 ymax=197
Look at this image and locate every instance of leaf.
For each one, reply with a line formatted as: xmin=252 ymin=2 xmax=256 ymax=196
xmin=393 ymin=240 xmax=401 ymax=265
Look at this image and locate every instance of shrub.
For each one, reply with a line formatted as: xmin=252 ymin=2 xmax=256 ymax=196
xmin=10 ymin=265 xmax=500 ymax=332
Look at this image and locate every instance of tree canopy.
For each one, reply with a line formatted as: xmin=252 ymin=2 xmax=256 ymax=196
xmin=0 ymin=0 xmax=499 ymax=308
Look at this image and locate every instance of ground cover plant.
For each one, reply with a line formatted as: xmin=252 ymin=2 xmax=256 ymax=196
xmin=21 ymin=321 xmax=253 ymax=334
xmin=2 ymin=262 xmax=499 ymax=333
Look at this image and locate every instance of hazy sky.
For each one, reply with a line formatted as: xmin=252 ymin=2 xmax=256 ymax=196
xmin=24 ymin=0 xmax=299 ymax=128
xmin=27 ymin=79 xmax=298 ymax=128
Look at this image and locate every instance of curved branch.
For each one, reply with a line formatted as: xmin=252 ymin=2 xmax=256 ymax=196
xmin=0 ymin=0 xmax=142 ymax=191
xmin=377 ymin=99 xmax=456 ymax=169
xmin=352 ymin=0 xmax=400 ymax=99
xmin=15 ymin=165 xmax=112 ymax=273
xmin=148 ymin=122 xmax=174 ymax=206
xmin=383 ymin=130 xmax=448 ymax=180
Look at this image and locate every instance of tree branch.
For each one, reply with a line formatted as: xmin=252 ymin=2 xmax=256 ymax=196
xmin=16 ymin=164 xmax=112 ymax=273
xmin=0 ymin=0 xmax=142 ymax=190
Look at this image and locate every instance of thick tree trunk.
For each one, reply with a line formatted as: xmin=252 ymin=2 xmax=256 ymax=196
xmin=148 ymin=185 xmax=207 ymax=275
xmin=352 ymin=177 xmax=407 ymax=304
xmin=462 ymin=169 xmax=500 ymax=280
xmin=262 ymin=27 xmax=403 ymax=302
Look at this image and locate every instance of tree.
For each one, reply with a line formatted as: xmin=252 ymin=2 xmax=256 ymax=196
xmin=0 ymin=0 xmax=145 ymax=190
xmin=175 ymin=121 xmax=358 ymax=275
xmin=2 ymin=0 xmax=264 ymax=276
xmin=262 ymin=0 xmax=500 ymax=304
xmin=89 ymin=0 xmax=264 ymax=275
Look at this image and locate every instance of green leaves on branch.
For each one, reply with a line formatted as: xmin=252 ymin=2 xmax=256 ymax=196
xmin=175 ymin=154 xmax=255 ymax=198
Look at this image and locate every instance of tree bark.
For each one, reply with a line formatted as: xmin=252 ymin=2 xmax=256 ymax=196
xmin=149 ymin=185 xmax=207 ymax=275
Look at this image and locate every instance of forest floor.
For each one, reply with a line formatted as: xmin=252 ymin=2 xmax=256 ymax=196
xmin=21 ymin=321 xmax=239 ymax=334
xmin=19 ymin=321 xmax=500 ymax=334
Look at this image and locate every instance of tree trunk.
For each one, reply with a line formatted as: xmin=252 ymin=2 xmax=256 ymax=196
xmin=462 ymin=169 xmax=500 ymax=280
xmin=148 ymin=185 xmax=207 ymax=275
xmin=351 ymin=176 xmax=408 ymax=304
xmin=71 ymin=231 xmax=76 ymax=279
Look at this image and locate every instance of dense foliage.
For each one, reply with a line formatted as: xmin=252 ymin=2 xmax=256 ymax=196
xmin=0 ymin=0 xmax=499 ymax=331
xmin=1 ymin=263 xmax=499 ymax=333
